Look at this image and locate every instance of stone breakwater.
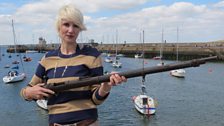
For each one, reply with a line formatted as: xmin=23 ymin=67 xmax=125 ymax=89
xmin=6 ymin=41 xmax=224 ymax=60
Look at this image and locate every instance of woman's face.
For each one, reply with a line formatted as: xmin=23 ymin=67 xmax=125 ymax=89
xmin=59 ymin=19 xmax=80 ymax=44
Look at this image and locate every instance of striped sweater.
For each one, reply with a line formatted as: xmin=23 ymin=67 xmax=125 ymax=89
xmin=22 ymin=44 xmax=108 ymax=124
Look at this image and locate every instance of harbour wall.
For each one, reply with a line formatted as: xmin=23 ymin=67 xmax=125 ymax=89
xmin=6 ymin=41 xmax=224 ymax=60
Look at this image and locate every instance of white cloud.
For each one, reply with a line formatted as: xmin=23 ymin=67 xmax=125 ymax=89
xmin=0 ymin=1 xmax=224 ymax=45
xmin=213 ymin=1 xmax=224 ymax=8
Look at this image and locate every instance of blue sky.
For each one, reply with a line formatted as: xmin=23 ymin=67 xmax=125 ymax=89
xmin=0 ymin=0 xmax=224 ymax=45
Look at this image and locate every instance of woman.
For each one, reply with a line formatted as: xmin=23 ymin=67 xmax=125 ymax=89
xmin=20 ymin=5 xmax=126 ymax=126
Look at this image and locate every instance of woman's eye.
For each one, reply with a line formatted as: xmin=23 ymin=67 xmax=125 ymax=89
xmin=73 ymin=24 xmax=79 ymax=28
xmin=63 ymin=23 xmax=70 ymax=27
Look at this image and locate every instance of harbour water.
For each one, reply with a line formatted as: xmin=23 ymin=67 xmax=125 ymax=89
xmin=0 ymin=49 xmax=224 ymax=126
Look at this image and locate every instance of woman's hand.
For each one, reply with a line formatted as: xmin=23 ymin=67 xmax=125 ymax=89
xmin=99 ymin=72 xmax=127 ymax=96
xmin=24 ymin=83 xmax=55 ymax=100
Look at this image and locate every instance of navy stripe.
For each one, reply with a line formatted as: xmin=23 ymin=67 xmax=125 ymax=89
xmin=49 ymin=108 xmax=98 ymax=124
xmin=45 ymin=49 xmax=59 ymax=58
xmin=46 ymin=65 xmax=90 ymax=79
xmin=89 ymin=66 xmax=103 ymax=77
xmin=48 ymin=90 xmax=92 ymax=105
xmin=81 ymin=45 xmax=101 ymax=58
xmin=35 ymin=63 xmax=45 ymax=79
xmin=44 ymin=45 xmax=100 ymax=58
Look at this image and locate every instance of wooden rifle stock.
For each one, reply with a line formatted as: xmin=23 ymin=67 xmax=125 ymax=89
xmin=44 ymin=56 xmax=217 ymax=92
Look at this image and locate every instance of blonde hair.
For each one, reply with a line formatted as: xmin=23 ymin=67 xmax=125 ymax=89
xmin=56 ymin=5 xmax=86 ymax=32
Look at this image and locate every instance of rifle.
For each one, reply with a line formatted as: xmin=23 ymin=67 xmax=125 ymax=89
xmin=44 ymin=56 xmax=217 ymax=92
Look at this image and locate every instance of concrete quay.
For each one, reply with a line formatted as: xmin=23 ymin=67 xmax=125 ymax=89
xmin=96 ymin=41 xmax=224 ymax=60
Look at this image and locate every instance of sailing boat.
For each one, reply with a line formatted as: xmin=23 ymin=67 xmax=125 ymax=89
xmin=132 ymin=30 xmax=157 ymax=115
xmin=170 ymin=27 xmax=186 ymax=78
xmin=3 ymin=19 xmax=26 ymax=83
xmin=112 ymin=30 xmax=122 ymax=68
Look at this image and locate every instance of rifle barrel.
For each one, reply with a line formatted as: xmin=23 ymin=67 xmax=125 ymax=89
xmin=44 ymin=56 xmax=217 ymax=92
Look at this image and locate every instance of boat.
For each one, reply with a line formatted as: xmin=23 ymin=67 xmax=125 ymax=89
xmin=25 ymin=50 xmax=38 ymax=53
xmin=116 ymin=54 xmax=124 ymax=57
xmin=3 ymin=70 xmax=26 ymax=83
xmin=12 ymin=60 xmax=20 ymax=64
xmin=23 ymin=57 xmax=32 ymax=62
xmin=112 ymin=59 xmax=122 ymax=68
xmin=132 ymin=30 xmax=157 ymax=115
xmin=104 ymin=56 xmax=113 ymax=63
xmin=157 ymin=61 xmax=165 ymax=66
xmin=157 ymin=28 xmax=165 ymax=66
xmin=4 ymin=64 xmax=10 ymax=68
xmin=153 ymin=56 xmax=162 ymax=60
xmin=36 ymin=99 xmax=48 ymax=110
xmin=133 ymin=94 xmax=156 ymax=115
xmin=170 ymin=27 xmax=186 ymax=78
xmin=170 ymin=69 xmax=185 ymax=78
xmin=3 ymin=19 xmax=26 ymax=83
xmin=112 ymin=30 xmax=122 ymax=68
xmin=134 ymin=54 xmax=143 ymax=58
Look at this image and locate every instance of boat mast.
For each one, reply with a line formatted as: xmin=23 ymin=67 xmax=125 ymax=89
xmin=176 ymin=27 xmax=179 ymax=62
xmin=141 ymin=30 xmax=146 ymax=95
xmin=11 ymin=19 xmax=25 ymax=73
xmin=11 ymin=19 xmax=17 ymax=54
xmin=160 ymin=27 xmax=164 ymax=58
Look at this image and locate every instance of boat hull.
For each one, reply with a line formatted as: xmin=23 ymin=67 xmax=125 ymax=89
xmin=170 ymin=69 xmax=185 ymax=78
xmin=133 ymin=95 xmax=156 ymax=115
xmin=3 ymin=73 xmax=26 ymax=83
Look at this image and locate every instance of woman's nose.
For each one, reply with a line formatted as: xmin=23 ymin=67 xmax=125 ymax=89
xmin=68 ymin=26 xmax=74 ymax=32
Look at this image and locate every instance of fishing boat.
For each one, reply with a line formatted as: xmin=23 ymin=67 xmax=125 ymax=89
xmin=36 ymin=99 xmax=48 ymax=110
xmin=170 ymin=27 xmax=186 ymax=78
xmin=3 ymin=70 xmax=26 ymax=83
xmin=132 ymin=30 xmax=157 ymax=115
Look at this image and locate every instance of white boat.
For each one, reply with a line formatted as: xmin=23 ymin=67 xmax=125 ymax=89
xmin=104 ymin=57 xmax=113 ymax=63
xmin=112 ymin=30 xmax=122 ymax=68
xmin=26 ymin=50 xmax=38 ymax=53
xmin=3 ymin=20 xmax=26 ymax=84
xmin=133 ymin=31 xmax=157 ymax=115
xmin=157 ymin=61 xmax=165 ymax=66
xmin=134 ymin=54 xmax=143 ymax=58
xmin=117 ymin=54 xmax=124 ymax=57
xmin=170 ymin=69 xmax=185 ymax=78
xmin=170 ymin=27 xmax=186 ymax=78
xmin=112 ymin=60 xmax=122 ymax=68
xmin=36 ymin=99 xmax=48 ymax=110
xmin=4 ymin=64 xmax=10 ymax=68
xmin=133 ymin=94 xmax=156 ymax=115
xmin=3 ymin=70 xmax=26 ymax=83
xmin=153 ymin=56 xmax=162 ymax=60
